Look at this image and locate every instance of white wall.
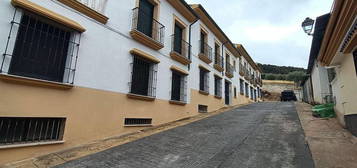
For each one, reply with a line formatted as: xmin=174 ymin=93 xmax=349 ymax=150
xmin=0 ymin=0 xmax=261 ymax=104
xmin=311 ymin=61 xmax=331 ymax=104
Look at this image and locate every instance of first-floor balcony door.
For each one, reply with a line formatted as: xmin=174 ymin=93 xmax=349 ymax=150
xmin=174 ymin=24 xmax=183 ymax=54
xmin=138 ymin=0 xmax=154 ymax=37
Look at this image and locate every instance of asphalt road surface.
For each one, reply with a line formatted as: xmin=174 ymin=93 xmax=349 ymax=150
xmin=56 ymin=102 xmax=314 ymax=168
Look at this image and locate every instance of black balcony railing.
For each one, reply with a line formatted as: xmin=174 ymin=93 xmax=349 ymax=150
xmin=214 ymin=52 xmax=223 ymax=67
xmin=199 ymin=40 xmax=213 ymax=61
xmin=171 ymin=35 xmax=191 ymax=60
xmin=226 ymin=63 xmax=234 ymax=76
xmin=131 ymin=7 xmax=165 ymax=45
xmin=239 ymin=63 xmax=244 ymax=75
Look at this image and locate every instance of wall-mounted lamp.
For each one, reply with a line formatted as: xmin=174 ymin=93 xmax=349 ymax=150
xmin=301 ymin=17 xmax=315 ymax=36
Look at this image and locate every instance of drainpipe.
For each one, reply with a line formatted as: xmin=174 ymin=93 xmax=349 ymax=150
xmin=221 ymin=41 xmax=229 ymax=75
xmin=188 ymin=19 xmax=199 ymax=71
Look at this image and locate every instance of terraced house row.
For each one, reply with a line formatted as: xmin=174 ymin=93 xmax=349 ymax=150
xmin=0 ymin=0 xmax=263 ymax=164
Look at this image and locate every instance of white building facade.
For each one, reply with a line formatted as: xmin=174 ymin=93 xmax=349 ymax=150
xmin=0 ymin=0 xmax=262 ymax=164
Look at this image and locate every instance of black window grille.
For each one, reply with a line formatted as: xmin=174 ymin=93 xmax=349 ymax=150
xmin=240 ymin=79 xmax=244 ymax=95
xmin=353 ymin=50 xmax=357 ymax=74
xmin=214 ymin=44 xmax=223 ymax=68
xmin=245 ymin=83 xmax=249 ymax=97
xmin=250 ymin=87 xmax=254 ymax=100
xmin=0 ymin=117 xmax=65 ymax=146
xmin=130 ymin=55 xmax=158 ymax=97
xmin=171 ymin=71 xmax=187 ymax=102
xmin=131 ymin=0 xmax=165 ymax=45
xmin=199 ymin=68 xmax=209 ymax=93
xmin=198 ymin=105 xmax=208 ymax=113
xmin=124 ymin=118 xmax=152 ymax=125
xmin=214 ymin=76 xmax=222 ymax=97
xmin=1 ymin=10 xmax=81 ymax=84
xmin=234 ymin=87 xmax=237 ymax=98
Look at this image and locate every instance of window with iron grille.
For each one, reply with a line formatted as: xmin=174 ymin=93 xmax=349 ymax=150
xmin=199 ymin=68 xmax=209 ymax=93
xmin=214 ymin=76 xmax=222 ymax=97
xmin=171 ymin=71 xmax=187 ymax=102
xmin=353 ymin=50 xmax=357 ymax=74
xmin=124 ymin=118 xmax=152 ymax=126
xmin=130 ymin=55 xmax=158 ymax=97
xmin=198 ymin=104 xmax=208 ymax=113
xmin=250 ymin=87 xmax=254 ymax=100
xmin=234 ymin=87 xmax=237 ymax=98
xmin=245 ymin=83 xmax=249 ymax=97
xmin=1 ymin=10 xmax=81 ymax=84
xmin=240 ymin=79 xmax=244 ymax=95
xmin=0 ymin=117 xmax=65 ymax=146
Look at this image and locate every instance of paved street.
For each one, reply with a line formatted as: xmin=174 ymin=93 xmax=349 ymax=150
xmin=56 ymin=102 xmax=314 ymax=168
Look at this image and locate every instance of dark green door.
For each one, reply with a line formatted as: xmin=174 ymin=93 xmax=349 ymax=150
xmin=174 ymin=24 xmax=183 ymax=54
xmin=138 ymin=0 xmax=154 ymax=37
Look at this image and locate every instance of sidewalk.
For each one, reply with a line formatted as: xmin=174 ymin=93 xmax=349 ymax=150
xmin=296 ymin=102 xmax=357 ymax=168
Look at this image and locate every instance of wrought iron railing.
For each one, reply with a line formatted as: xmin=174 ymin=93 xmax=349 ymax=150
xmin=1 ymin=9 xmax=80 ymax=84
xmin=239 ymin=63 xmax=245 ymax=76
xmin=0 ymin=117 xmax=65 ymax=145
xmin=226 ymin=63 xmax=234 ymax=76
xmin=214 ymin=52 xmax=223 ymax=68
xmin=199 ymin=40 xmax=212 ymax=61
xmin=199 ymin=68 xmax=209 ymax=93
xmin=131 ymin=7 xmax=165 ymax=45
xmin=244 ymin=67 xmax=250 ymax=80
xmin=129 ymin=55 xmax=158 ymax=97
xmin=214 ymin=76 xmax=222 ymax=97
xmin=171 ymin=35 xmax=191 ymax=60
xmin=77 ymin=0 xmax=107 ymax=14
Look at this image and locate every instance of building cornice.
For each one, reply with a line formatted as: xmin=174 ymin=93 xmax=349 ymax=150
xmin=318 ymin=0 xmax=357 ymax=65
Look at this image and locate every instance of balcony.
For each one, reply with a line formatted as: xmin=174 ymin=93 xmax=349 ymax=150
xmin=239 ymin=63 xmax=245 ymax=76
xmin=225 ymin=63 xmax=234 ymax=78
xmin=257 ymin=78 xmax=262 ymax=86
xmin=244 ymin=70 xmax=250 ymax=80
xmin=213 ymin=53 xmax=224 ymax=72
xmin=130 ymin=7 xmax=165 ymax=50
xmin=170 ymin=35 xmax=191 ymax=65
xmin=198 ymin=41 xmax=213 ymax=64
xmin=58 ymin=0 xmax=109 ymax=24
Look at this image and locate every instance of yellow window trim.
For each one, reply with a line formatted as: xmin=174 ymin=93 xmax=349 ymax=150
xmin=214 ymin=73 xmax=222 ymax=79
xmin=200 ymin=24 xmax=209 ymax=35
xmin=199 ymin=64 xmax=210 ymax=72
xmin=170 ymin=65 xmax=188 ymax=75
xmin=11 ymin=0 xmax=86 ymax=32
xmin=0 ymin=73 xmax=73 ymax=90
xmin=58 ymin=0 xmax=109 ymax=24
xmin=130 ymin=48 xmax=160 ymax=63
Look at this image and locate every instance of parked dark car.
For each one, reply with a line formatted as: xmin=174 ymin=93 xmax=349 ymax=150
xmin=280 ymin=90 xmax=297 ymax=101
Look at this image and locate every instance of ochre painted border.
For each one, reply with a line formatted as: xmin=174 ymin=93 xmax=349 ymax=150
xmin=11 ymin=0 xmax=86 ymax=32
xmin=58 ymin=0 xmax=109 ymax=24
xmin=130 ymin=48 xmax=160 ymax=63
xmin=170 ymin=65 xmax=189 ymax=75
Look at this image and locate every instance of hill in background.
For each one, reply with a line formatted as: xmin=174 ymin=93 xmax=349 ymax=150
xmin=257 ymin=63 xmax=307 ymax=83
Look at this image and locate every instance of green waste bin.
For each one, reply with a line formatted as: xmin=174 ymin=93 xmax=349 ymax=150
xmin=312 ymin=104 xmax=335 ymax=118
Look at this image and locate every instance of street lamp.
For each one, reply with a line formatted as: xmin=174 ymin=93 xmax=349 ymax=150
xmin=301 ymin=17 xmax=315 ymax=35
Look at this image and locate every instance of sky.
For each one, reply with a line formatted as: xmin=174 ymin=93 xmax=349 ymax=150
xmin=186 ymin=0 xmax=334 ymax=68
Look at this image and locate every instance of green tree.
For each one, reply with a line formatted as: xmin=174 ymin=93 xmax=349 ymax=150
xmin=287 ymin=71 xmax=307 ymax=83
xmin=265 ymin=74 xmax=276 ymax=80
